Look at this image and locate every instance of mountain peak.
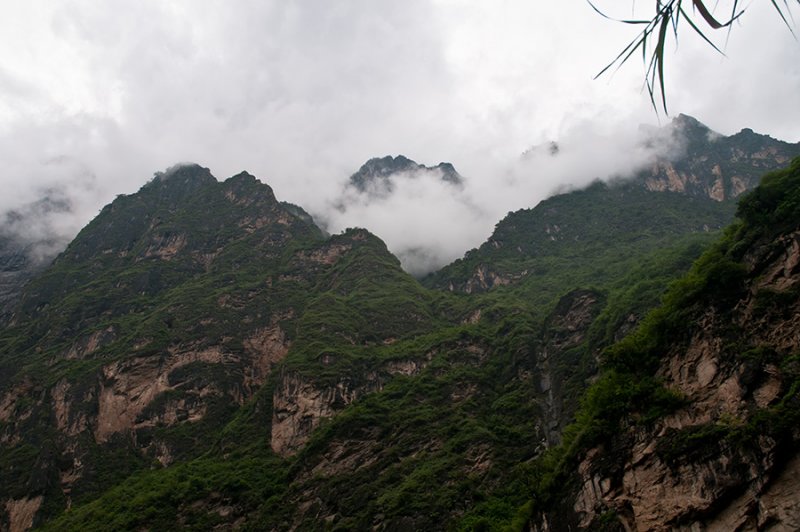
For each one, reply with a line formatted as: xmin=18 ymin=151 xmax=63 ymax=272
xmin=349 ymin=155 xmax=421 ymax=190
xmin=672 ymin=113 xmax=705 ymax=128
xmin=348 ymin=155 xmax=463 ymax=195
xmin=142 ymin=163 xmax=216 ymax=198
xmin=670 ymin=113 xmax=717 ymax=143
xmin=152 ymin=163 xmax=215 ymax=183
xmin=228 ymin=170 xmax=257 ymax=182
xmin=223 ymin=171 xmax=277 ymax=204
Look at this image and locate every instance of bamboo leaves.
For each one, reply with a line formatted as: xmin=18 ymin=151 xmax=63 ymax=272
xmin=591 ymin=0 xmax=797 ymax=113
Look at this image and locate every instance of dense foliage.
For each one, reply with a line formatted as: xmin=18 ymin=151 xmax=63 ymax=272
xmin=3 ymin=149 xmax=800 ymax=530
xmin=512 ymin=156 xmax=800 ymax=528
xmin=28 ymin=169 xmax=738 ymax=531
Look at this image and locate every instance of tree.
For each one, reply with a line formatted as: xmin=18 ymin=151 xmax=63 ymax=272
xmin=591 ymin=0 xmax=799 ymax=113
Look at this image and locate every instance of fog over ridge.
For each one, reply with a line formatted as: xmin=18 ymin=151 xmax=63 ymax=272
xmin=0 ymin=2 xmax=798 ymax=273
xmin=317 ymin=118 xmax=686 ymax=275
xmin=0 ymin=116 xmax=689 ymax=276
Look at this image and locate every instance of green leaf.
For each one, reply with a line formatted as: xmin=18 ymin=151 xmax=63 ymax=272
xmin=655 ymin=8 xmax=671 ymax=113
xmin=678 ymin=6 xmax=726 ymax=55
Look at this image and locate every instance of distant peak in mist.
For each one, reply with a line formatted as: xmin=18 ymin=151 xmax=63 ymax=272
xmin=348 ymin=155 xmax=463 ymax=197
xmin=671 ymin=113 xmax=706 ymax=130
xmin=315 ymin=154 xmax=475 ymax=276
xmin=151 ymin=163 xmax=216 ymax=184
xmin=0 ymin=192 xmax=75 ymax=264
xmin=669 ymin=114 xmax=720 ymax=144
xmin=521 ymin=141 xmax=560 ymax=159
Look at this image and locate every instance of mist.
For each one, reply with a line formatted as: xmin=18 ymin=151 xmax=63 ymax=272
xmin=317 ymin=118 xmax=683 ymax=275
xmin=0 ymin=1 xmax=798 ymax=273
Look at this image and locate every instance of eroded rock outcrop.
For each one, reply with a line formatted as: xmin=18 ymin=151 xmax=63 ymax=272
xmin=457 ymin=264 xmax=527 ymax=293
xmin=95 ymin=347 xmax=227 ymax=442
xmin=640 ymin=115 xmax=800 ymax=202
xmin=4 ymin=496 xmax=43 ymax=532
xmin=540 ymin=219 xmax=800 ymax=531
xmin=271 ymin=371 xmax=383 ymax=456
xmin=536 ymin=289 xmax=604 ymax=446
xmin=95 ymin=324 xmax=290 ymax=444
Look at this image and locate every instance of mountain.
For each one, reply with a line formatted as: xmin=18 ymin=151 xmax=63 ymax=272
xmin=0 ymin=195 xmax=74 ymax=325
xmin=347 ymin=155 xmax=462 ymax=197
xmin=1 ymin=120 xmax=799 ymax=530
xmin=425 ymin=115 xmax=800 ymax=297
xmin=423 ymin=182 xmax=735 ymax=298
xmin=639 ymin=113 xmax=800 ymax=200
xmin=0 ymin=236 xmax=39 ymax=325
xmin=0 ymin=164 xmax=456 ymax=529
xmin=528 ymin=157 xmax=800 ymax=530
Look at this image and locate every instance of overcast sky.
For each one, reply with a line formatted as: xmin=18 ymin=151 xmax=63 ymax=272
xmin=1 ymin=1 xmax=798 ymax=272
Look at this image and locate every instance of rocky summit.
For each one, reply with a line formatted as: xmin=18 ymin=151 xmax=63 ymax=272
xmin=1 ymin=117 xmax=800 ymax=531
xmin=347 ymin=154 xmax=463 ymax=197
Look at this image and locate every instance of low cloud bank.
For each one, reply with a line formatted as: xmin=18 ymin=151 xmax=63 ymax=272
xmin=317 ymin=118 xmax=684 ymax=275
xmin=0 ymin=118 xmax=686 ymax=275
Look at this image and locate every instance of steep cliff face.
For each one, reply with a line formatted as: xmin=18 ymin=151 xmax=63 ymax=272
xmin=270 ymin=371 xmax=383 ymax=456
xmin=640 ymin=114 xmax=800 ymax=201
xmin=534 ymin=158 xmax=800 ymax=531
xmin=535 ymin=289 xmax=604 ymax=446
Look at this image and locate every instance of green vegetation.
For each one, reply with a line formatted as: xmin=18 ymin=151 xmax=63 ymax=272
xmin=41 ymin=452 xmax=288 ymax=532
xmin=506 ymin=156 xmax=800 ymax=528
xmin=424 ymin=181 xmax=735 ymax=319
xmin=4 ymin=155 xmax=800 ymax=530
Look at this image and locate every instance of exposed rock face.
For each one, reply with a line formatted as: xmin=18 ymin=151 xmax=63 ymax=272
xmin=451 ymin=264 xmax=528 ymax=293
xmin=539 ymin=224 xmax=800 ymax=531
xmin=93 ymin=320 xmax=291 ymax=445
xmin=296 ymin=242 xmax=352 ymax=266
xmin=51 ymin=379 xmax=89 ymax=437
xmin=536 ymin=289 xmax=604 ymax=446
xmin=464 ymin=265 xmax=513 ymax=293
xmin=0 ymin=382 xmax=33 ymax=425
xmin=640 ymin=114 xmax=800 ymax=201
xmin=270 ymin=348 xmax=437 ymax=461
xmin=4 ymin=496 xmax=43 ymax=532
xmin=94 ymin=346 xmax=227 ymax=443
xmin=271 ymin=371 xmax=383 ymax=456
xmin=142 ymin=232 xmax=187 ymax=260
xmin=242 ymin=321 xmax=291 ymax=392
xmin=62 ymin=326 xmax=117 ymax=360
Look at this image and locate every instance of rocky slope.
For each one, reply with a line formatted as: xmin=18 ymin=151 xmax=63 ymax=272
xmin=531 ymin=157 xmax=800 ymax=531
xmin=3 ymin=138 xmax=799 ymax=530
xmin=426 ymin=115 xmax=800 ymax=296
xmin=640 ymin=114 xmax=800 ymax=201
xmin=0 ymin=164 xmax=451 ymax=529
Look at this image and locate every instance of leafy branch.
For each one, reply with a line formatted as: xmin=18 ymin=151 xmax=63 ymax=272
xmin=590 ymin=0 xmax=799 ymax=113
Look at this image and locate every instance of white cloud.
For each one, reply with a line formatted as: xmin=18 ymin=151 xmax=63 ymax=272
xmin=0 ymin=1 xmax=796 ymax=272
xmin=321 ymin=118 xmax=683 ymax=275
